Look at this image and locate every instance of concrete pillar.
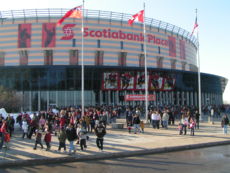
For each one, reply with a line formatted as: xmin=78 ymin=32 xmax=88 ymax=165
xmin=177 ymin=91 xmax=180 ymax=106
xmin=99 ymin=90 xmax=103 ymax=105
xmin=172 ymin=92 xmax=175 ymax=105
xmin=29 ymin=91 xmax=32 ymax=112
xmin=46 ymin=91 xmax=49 ymax=111
xmin=186 ymin=91 xmax=189 ymax=106
xmin=162 ymin=92 xmax=165 ymax=105
xmin=190 ymin=92 xmax=194 ymax=106
xmin=165 ymin=91 xmax=168 ymax=105
xmin=181 ymin=91 xmax=184 ymax=106
xmin=56 ymin=90 xmax=58 ymax=107
xmin=38 ymin=90 xmax=41 ymax=111
xmin=194 ymin=92 xmax=197 ymax=107
xmin=108 ymin=90 xmax=111 ymax=105
xmin=159 ymin=91 xmax=163 ymax=106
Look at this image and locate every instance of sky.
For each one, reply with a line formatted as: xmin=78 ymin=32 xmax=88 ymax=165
xmin=0 ymin=0 xmax=230 ymax=103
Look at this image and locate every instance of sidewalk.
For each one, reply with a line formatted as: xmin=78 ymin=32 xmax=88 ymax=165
xmin=0 ymin=119 xmax=229 ymax=167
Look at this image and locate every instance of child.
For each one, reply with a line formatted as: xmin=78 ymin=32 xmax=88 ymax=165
xmin=178 ymin=123 xmax=183 ymax=135
xmin=127 ymin=120 xmax=132 ymax=134
xmin=77 ymin=125 xmax=87 ymax=151
xmin=33 ymin=129 xmax=43 ymax=150
xmin=22 ymin=118 xmax=28 ymax=139
xmin=58 ymin=127 xmax=67 ymax=152
xmin=190 ymin=119 xmax=196 ymax=136
xmin=44 ymin=130 xmax=52 ymax=151
xmin=140 ymin=121 xmax=145 ymax=133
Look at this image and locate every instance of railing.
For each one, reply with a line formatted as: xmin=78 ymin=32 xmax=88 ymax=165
xmin=0 ymin=8 xmax=198 ymax=46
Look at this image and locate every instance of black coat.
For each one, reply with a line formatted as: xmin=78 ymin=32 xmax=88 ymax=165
xmin=66 ymin=127 xmax=77 ymax=141
xmin=95 ymin=124 xmax=106 ymax=138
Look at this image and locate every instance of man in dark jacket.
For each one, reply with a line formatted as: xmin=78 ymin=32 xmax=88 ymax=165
xmin=95 ymin=121 xmax=106 ymax=151
xmin=66 ymin=123 xmax=77 ymax=154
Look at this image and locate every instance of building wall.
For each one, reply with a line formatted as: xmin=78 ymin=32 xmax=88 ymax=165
xmin=0 ymin=16 xmax=197 ymax=71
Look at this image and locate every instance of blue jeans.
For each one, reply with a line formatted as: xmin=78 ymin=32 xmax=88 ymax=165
xmin=163 ymin=120 xmax=168 ymax=129
xmin=223 ymin=125 xmax=228 ymax=134
xmin=133 ymin=124 xmax=140 ymax=133
xmin=69 ymin=141 xmax=75 ymax=153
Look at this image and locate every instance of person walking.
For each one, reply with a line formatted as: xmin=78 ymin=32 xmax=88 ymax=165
xmin=0 ymin=119 xmax=7 ymax=150
xmin=44 ymin=129 xmax=52 ymax=151
xmin=66 ymin=123 xmax=77 ymax=154
xmin=221 ymin=114 xmax=229 ymax=135
xmin=195 ymin=110 xmax=200 ymax=129
xmin=162 ymin=110 xmax=169 ymax=129
xmin=132 ymin=114 xmax=140 ymax=134
xmin=57 ymin=127 xmax=67 ymax=152
xmin=22 ymin=118 xmax=29 ymax=139
xmin=95 ymin=121 xmax=106 ymax=151
xmin=77 ymin=124 xmax=87 ymax=151
xmin=33 ymin=129 xmax=43 ymax=150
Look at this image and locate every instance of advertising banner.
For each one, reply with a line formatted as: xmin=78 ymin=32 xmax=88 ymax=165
xmin=149 ymin=73 xmax=164 ymax=90
xmin=120 ymin=72 xmax=135 ymax=90
xmin=163 ymin=75 xmax=176 ymax=91
xmin=101 ymin=72 xmax=176 ymax=91
xmin=136 ymin=72 xmax=146 ymax=90
xmin=42 ymin=23 xmax=56 ymax=47
xmin=18 ymin=24 xmax=31 ymax=48
xmin=102 ymin=72 xmax=119 ymax=90
xmin=125 ymin=94 xmax=156 ymax=101
xmin=180 ymin=40 xmax=186 ymax=60
xmin=168 ymin=36 xmax=176 ymax=57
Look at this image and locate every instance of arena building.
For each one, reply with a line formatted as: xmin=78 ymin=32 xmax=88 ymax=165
xmin=0 ymin=9 xmax=227 ymax=111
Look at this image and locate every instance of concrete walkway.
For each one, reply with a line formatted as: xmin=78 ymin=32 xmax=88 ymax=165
xmin=0 ymin=119 xmax=229 ymax=167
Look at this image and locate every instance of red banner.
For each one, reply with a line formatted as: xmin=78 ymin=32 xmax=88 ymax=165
xmin=101 ymin=72 xmax=176 ymax=91
xmin=180 ymin=40 xmax=186 ymax=60
xmin=120 ymin=72 xmax=135 ymax=90
xmin=42 ymin=23 xmax=56 ymax=47
xmin=18 ymin=24 xmax=31 ymax=48
xmin=168 ymin=36 xmax=176 ymax=57
xmin=125 ymin=94 xmax=156 ymax=101
xmin=149 ymin=74 xmax=164 ymax=90
xmin=102 ymin=72 xmax=119 ymax=90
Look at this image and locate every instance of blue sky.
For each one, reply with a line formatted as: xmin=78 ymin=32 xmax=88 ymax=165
xmin=1 ymin=0 xmax=230 ymax=103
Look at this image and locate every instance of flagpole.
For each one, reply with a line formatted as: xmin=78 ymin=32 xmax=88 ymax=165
xmin=81 ymin=0 xmax=85 ymax=118
xmin=196 ymin=9 xmax=202 ymax=121
xmin=143 ymin=2 xmax=148 ymax=122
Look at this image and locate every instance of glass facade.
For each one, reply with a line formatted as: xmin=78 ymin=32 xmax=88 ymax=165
xmin=0 ymin=66 xmax=227 ymax=111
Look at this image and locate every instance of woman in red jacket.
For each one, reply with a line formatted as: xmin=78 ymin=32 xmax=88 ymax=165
xmin=44 ymin=130 xmax=52 ymax=151
xmin=0 ymin=119 xmax=7 ymax=150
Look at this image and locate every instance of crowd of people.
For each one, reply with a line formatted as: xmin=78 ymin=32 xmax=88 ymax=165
xmin=0 ymin=104 xmax=229 ymax=153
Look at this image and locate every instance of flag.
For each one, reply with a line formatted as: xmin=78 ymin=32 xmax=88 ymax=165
xmin=57 ymin=6 xmax=82 ymax=26
xmin=128 ymin=10 xmax=144 ymax=25
xmin=191 ymin=16 xmax=198 ymax=35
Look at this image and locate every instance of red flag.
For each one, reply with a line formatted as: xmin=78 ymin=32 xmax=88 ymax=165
xmin=191 ymin=17 xmax=198 ymax=35
xmin=128 ymin=10 xmax=144 ymax=25
xmin=57 ymin=6 xmax=82 ymax=26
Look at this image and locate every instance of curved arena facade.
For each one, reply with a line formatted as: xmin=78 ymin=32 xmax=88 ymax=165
xmin=0 ymin=9 xmax=227 ymax=111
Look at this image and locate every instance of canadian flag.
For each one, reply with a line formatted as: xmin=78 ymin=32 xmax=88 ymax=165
xmin=191 ymin=16 xmax=198 ymax=35
xmin=128 ymin=10 xmax=144 ymax=25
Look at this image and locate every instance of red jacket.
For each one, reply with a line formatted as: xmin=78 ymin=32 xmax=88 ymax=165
xmin=60 ymin=117 xmax=66 ymax=127
xmin=44 ymin=132 xmax=51 ymax=143
xmin=0 ymin=122 xmax=7 ymax=134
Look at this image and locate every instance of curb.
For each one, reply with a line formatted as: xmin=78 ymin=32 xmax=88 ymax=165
xmin=1 ymin=140 xmax=230 ymax=168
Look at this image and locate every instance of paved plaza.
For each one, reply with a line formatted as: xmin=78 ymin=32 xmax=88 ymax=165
xmin=0 ymin=119 xmax=229 ymax=167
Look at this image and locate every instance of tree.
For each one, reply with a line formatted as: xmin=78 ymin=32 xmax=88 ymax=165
xmin=0 ymin=86 xmax=22 ymax=112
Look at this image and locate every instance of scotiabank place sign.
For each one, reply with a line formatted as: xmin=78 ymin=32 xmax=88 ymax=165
xmin=84 ymin=27 xmax=168 ymax=46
